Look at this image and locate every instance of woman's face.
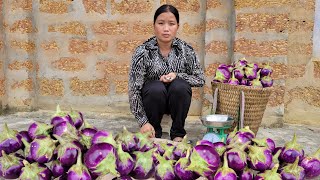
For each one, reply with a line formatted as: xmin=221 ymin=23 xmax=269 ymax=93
xmin=154 ymin=12 xmax=179 ymax=44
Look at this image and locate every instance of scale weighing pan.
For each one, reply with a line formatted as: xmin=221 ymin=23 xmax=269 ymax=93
xmin=201 ymin=114 xmax=234 ymax=128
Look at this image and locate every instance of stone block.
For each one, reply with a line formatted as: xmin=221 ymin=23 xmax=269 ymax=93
xmin=51 ymin=57 xmax=85 ymax=72
xmin=70 ymin=77 xmax=109 ymax=96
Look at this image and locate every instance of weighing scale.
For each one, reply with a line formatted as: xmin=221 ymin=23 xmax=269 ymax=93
xmin=200 ymin=114 xmax=234 ymax=143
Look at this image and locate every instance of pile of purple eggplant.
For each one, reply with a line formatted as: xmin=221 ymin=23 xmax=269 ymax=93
xmin=213 ymin=57 xmax=273 ymax=88
xmin=0 ymin=107 xmax=319 ymax=179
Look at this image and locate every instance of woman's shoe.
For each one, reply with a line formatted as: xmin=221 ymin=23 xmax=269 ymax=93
xmin=172 ymin=137 xmax=183 ymax=142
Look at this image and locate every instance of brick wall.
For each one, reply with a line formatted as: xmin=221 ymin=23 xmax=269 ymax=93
xmin=0 ymin=0 xmax=319 ymax=126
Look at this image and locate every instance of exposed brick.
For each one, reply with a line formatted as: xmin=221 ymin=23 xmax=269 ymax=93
xmin=92 ymin=21 xmax=129 ymax=35
xmin=288 ymin=64 xmax=306 ymax=78
xmin=207 ymin=0 xmax=222 ymax=9
xmin=41 ymin=41 xmax=59 ymax=51
xmin=205 ymin=41 xmax=228 ymax=54
xmin=117 ymin=40 xmax=144 ymax=54
xmin=268 ymin=86 xmax=285 ymax=107
xmin=236 ymin=13 xmax=289 ymax=33
xmin=314 ymin=61 xmax=320 ymax=78
xmin=289 ymin=20 xmax=314 ymax=33
xmin=96 ymin=61 xmax=129 ymax=76
xmin=111 ymin=0 xmax=152 ymax=15
xmin=0 ymin=61 xmax=2 ymax=70
xmin=11 ymin=40 xmax=35 ymax=52
xmin=22 ymin=98 xmax=32 ymax=106
xmin=291 ymin=0 xmax=315 ymax=11
xmin=11 ymin=78 xmax=33 ymax=91
xmin=133 ymin=22 xmax=153 ymax=36
xmin=286 ymin=86 xmax=320 ymax=107
xmin=40 ymin=0 xmax=70 ymax=14
xmin=39 ymin=78 xmax=64 ymax=96
xmin=234 ymin=38 xmax=287 ymax=57
xmin=271 ymin=63 xmax=287 ymax=80
xmin=234 ymin=0 xmax=290 ymax=9
xmin=52 ymin=57 xmax=85 ymax=72
xmin=70 ymin=77 xmax=109 ymax=96
xmin=192 ymin=87 xmax=201 ymax=100
xmin=8 ymin=60 xmax=34 ymax=71
xmin=48 ymin=22 xmax=87 ymax=36
xmin=0 ymin=40 xmax=3 ymax=49
xmin=0 ymin=78 xmax=5 ymax=96
xmin=115 ymin=80 xmax=128 ymax=94
xmin=204 ymin=85 xmax=212 ymax=95
xmin=205 ymin=63 xmax=220 ymax=76
xmin=11 ymin=0 xmax=32 ymax=11
xmin=69 ymin=39 xmax=108 ymax=54
xmin=10 ymin=18 xmax=34 ymax=33
xmin=288 ymin=43 xmax=312 ymax=55
xmin=160 ymin=0 xmax=200 ymax=12
xmin=182 ymin=23 xmax=205 ymax=35
xmin=206 ymin=19 xmax=228 ymax=31
xmin=82 ymin=0 xmax=107 ymax=14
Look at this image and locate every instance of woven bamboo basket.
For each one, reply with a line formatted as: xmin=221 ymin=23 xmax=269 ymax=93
xmin=211 ymin=82 xmax=273 ymax=135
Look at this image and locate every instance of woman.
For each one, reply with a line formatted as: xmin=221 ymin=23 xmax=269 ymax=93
xmin=128 ymin=4 xmax=205 ymax=142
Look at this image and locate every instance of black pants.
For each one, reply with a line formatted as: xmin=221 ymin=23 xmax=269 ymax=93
xmin=142 ymin=79 xmax=192 ymax=140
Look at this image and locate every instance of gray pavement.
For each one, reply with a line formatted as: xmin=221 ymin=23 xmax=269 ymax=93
xmin=1 ymin=110 xmax=319 ymax=155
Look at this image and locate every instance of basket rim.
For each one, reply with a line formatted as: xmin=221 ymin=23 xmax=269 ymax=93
xmin=211 ymin=81 xmax=274 ymax=91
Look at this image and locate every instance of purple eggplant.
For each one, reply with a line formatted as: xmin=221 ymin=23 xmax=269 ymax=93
xmin=50 ymin=105 xmax=73 ymax=126
xmin=186 ymin=144 xmax=221 ymax=177
xmin=196 ymin=139 xmax=214 ymax=148
xmin=20 ymin=160 xmax=52 ymax=180
xmin=30 ymin=135 xmax=57 ymax=164
xmin=227 ymin=141 xmax=250 ymax=172
xmin=28 ymin=122 xmax=53 ymax=140
xmin=135 ymin=132 xmax=154 ymax=152
xmin=173 ymin=135 xmax=191 ymax=159
xmin=174 ymin=148 xmax=199 ymax=180
xmin=244 ymin=67 xmax=258 ymax=81
xmin=84 ymin=142 xmax=119 ymax=177
xmin=67 ymin=151 xmax=91 ymax=180
xmin=0 ymin=123 xmax=22 ymax=156
xmin=226 ymin=126 xmax=238 ymax=145
xmin=154 ymin=142 xmax=171 ymax=156
xmin=238 ymin=167 xmax=254 ymax=180
xmin=0 ymin=150 xmax=23 ymax=179
xmin=91 ymin=130 xmax=117 ymax=147
xmin=280 ymin=156 xmax=305 ymax=180
xmin=228 ymin=71 xmax=240 ymax=85
xmin=240 ymin=78 xmax=249 ymax=86
xmin=53 ymin=134 xmax=80 ymax=167
xmin=234 ymin=58 xmax=248 ymax=68
xmin=247 ymin=145 xmax=272 ymax=172
xmin=269 ymin=149 xmax=282 ymax=169
xmin=163 ymin=143 xmax=176 ymax=161
xmin=213 ymin=66 xmax=231 ymax=82
xmin=280 ymin=133 xmax=304 ymax=164
xmin=214 ymin=153 xmax=237 ymax=180
xmin=154 ymin=153 xmax=176 ymax=180
xmin=212 ymin=141 xmax=226 ymax=157
xmin=260 ymin=62 xmax=273 ymax=77
xmin=115 ymin=127 xmax=137 ymax=152
xmin=116 ymin=143 xmax=134 ymax=176
xmin=251 ymin=70 xmax=263 ymax=88
xmin=261 ymin=73 xmax=273 ymax=87
xmin=69 ymin=110 xmax=84 ymax=129
xmin=300 ymin=148 xmax=320 ymax=179
xmin=247 ymin=63 xmax=259 ymax=70
xmin=17 ymin=130 xmax=32 ymax=143
xmin=130 ymin=149 xmax=155 ymax=179
xmin=53 ymin=121 xmax=78 ymax=140
xmin=234 ymin=68 xmax=245 ymax=80
xmin=252 ymin=138 xmax=275 ymax=153
xmin=20 ymin=138 xmax=33 ymax=162
xmin=237 ymin=126 xmax=255 ymax=140
xmin=79 ymin=128 xmax=97 ymax=150
xmin=254 ymin=164 xmax=281 ymax=180
xmin=50 ymin=160 xmax=68 ymax=178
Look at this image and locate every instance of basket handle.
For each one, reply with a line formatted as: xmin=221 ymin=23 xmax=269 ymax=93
xmin=211 ymin=88 xmax=219 ymax=114
xmin=239 ymin=91 xmax=245 ymax=129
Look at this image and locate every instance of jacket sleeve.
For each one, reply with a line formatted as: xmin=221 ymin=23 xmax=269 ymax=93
xmin=128 ymin=47 xmax=149 ymax=127
xmin=176 ymin=50 xmax=205 ymax=87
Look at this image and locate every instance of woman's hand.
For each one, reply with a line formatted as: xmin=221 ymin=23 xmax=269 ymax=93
xmin=160 ymin=72 xmax=177 ymax=83
xmin=140 ymin=123 xmax=155 ymax=138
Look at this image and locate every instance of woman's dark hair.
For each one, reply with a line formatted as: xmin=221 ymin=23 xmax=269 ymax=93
xmin=153 ymin=4 xmax=179 ymax=24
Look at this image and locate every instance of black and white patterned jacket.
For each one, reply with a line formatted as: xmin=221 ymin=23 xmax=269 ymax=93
xmin=128 ymin=36 xmax=205 ymax=127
